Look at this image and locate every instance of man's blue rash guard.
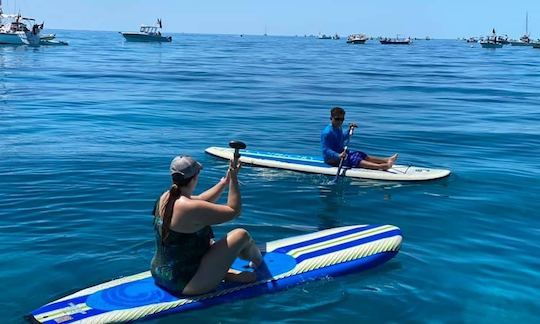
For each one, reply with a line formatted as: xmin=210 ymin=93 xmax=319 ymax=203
xmin=321 ymin=124 xmax=350 ymax=162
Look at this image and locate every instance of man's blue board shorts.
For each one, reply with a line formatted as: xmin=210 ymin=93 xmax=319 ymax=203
xmin=344 ymin=150 xmax=367 ymax=167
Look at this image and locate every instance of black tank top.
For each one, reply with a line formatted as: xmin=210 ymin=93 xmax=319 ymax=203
xmin=150 ymin=195 xmax=214 ymax=293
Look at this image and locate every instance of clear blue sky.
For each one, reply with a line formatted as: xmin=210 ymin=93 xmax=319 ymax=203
xmin=4 ymin=0 xmax=539 ymax=39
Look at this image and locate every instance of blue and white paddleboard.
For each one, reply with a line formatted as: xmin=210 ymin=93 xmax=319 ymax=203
xmin=205 ymin=146 xmax=450 ymax=181
xmin=28 ymin=224 xmax=402 ymax=323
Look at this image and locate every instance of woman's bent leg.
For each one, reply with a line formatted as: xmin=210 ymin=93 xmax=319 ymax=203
xmin=182 ymin=228 xmax=260 ymax=295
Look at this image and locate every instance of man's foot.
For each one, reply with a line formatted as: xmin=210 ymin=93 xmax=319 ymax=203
xmin=381 ymin=161 xmax=394 ymax=170
xmin=388 ymin=153 xmax=398 ymax=163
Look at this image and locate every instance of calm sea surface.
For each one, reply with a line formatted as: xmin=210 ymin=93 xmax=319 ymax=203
xmin=1 ymin=30 xmax=540 ymax=323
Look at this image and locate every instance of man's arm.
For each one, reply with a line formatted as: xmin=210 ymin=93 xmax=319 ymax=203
xmin=321 ymin=130 xmax=340 ymax=161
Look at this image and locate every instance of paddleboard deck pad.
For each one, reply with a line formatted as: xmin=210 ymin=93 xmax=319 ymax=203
xmin=205 ymin=146 xmax=450 ymax=181
xmin=28 ymin=224 xmax=402 ymax=323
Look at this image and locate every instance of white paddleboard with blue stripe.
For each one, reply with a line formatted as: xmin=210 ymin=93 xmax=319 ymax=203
xmin=27 ymin=224 xmax=402 ymax=323
xmin=205 ymin=146 xmax=450 ymax=181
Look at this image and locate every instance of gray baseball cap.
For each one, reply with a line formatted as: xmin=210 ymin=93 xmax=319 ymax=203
xmin=170 ymin=156 xmax=203 ymax=178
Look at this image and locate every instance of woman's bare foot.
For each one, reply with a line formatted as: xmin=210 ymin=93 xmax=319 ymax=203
xmin=248 ymin=261 xmax=260 ymax=269
xmin=225 ymin=269 xmax=257 ymax=283
xmin=247 ymin=245 xmax=263 ymax=268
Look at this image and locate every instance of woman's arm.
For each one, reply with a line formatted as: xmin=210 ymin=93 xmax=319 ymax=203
xmin=191 ymin=171 xmax=229 ymax=202
xmin=174 ymin=161 xmax=242 ymax=229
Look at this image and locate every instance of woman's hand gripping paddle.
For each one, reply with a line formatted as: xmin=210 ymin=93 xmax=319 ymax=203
xmin=229 ymin=140 xmax=246 ymax=166
xmin=333 ymin=125 xmax=357 ymax=183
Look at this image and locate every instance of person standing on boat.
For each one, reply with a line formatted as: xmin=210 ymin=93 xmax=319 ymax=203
xmin=151 ymin=155 xmax=262 ymax=295
xmin=321 ymin=106 xmax=398 ymax=170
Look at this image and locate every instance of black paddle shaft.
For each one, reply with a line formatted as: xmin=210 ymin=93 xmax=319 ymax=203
xmin=334 ymin=126 xmax=357 ymax=181
xmin=229 ymin=140 xmax=246 ymax=165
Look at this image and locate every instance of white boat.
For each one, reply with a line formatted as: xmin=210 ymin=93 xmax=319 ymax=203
xmin=0 ymin=1 xmax=68 ymax=46
xmin=480 ymin=29 xmax=504 ymax=48
xmin=40 ymin=38 xmax=68 ymax=46
xmin=346 ymin=34 xmax=368 ymax=44
xmin=120 ymin=19 xmax=172 ymax=42
xmin=0 ymin=13 xmax=42 ymax=45
xmin=480 ymin=38 xmax=503 ymax=48
xmin=509 ymin=12 xmax=532 ymax=46
xmin=40 ymin=33 xmax=55 ymax=41
xmin=0 ymin=1 xmax=43 ymax=45
xmin=509 ymin=35 xmax=532 ymax=46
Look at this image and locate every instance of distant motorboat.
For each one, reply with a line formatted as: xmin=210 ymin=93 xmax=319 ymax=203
xmin=40 ymin=33 xmax=55 ymax=41
xmin=40 ymin=38 xmax=68 ymax=46
xmin=509 ymin=36 xmax=532 ymax=46
xmin=380 ymin=36 xmax=411 ymax=45
xmin=497 ymin=35 xmax=509 ymax=44
xmin=532 ymin=42 xmax=540 ymax=49
xmin=480 ymin=41 xmax=503 ymax=49
xmin=346 ymin=34 xmax=368 ymax=44
xmin=480 ymin=37 xmax=504 ymax=48
xmin=332 ymin=33 xmax=340 ymax=40
xmin=38 ymin=33 xmax=67 ymax=45
xmin=318 ymin=33 xmax=332 ymax=40
xmin=466 ymin=37 xmax=478 ymax=43
xmin=120 ymin=19 xmax=172 ymax=42
xmin=480 ymin=29 xmax=504 ymax=48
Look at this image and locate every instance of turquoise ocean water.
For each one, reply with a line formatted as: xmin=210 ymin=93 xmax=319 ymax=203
xmin=1 ymin=31 xmax=539 ymax=323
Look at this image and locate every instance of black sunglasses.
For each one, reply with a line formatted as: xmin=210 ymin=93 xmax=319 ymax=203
xmin=333 ymin=117 xmax=344 ymax=121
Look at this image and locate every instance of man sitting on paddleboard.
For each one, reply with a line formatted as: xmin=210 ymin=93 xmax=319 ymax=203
xmin=321 ymin=106 xmax=398 ymax=170
xmin=151 ymin=156 xmax=262 ymax=295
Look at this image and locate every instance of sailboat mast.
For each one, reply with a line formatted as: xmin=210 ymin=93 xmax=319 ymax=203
xmin=526 ymin=12 xmax=528 ymax=35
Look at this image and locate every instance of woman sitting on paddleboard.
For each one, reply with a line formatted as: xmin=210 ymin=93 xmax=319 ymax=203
xmin=151 ymin=155 xmax=262 ymax=295
xmin=321 ymin=106 xmax=398 ymax=170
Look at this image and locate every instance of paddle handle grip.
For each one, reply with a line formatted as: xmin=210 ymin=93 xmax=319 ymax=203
xmin=229 ymin=140 xmax=246 ymax=166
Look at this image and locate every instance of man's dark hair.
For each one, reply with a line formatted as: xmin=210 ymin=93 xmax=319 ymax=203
xmin=330 ymin=106 xmax=345 ymax=117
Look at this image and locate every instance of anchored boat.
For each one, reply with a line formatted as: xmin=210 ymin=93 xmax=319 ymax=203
xmin=480 ymin=29 xmax=505 ymax=48
xmin=120 ymin=19 xmax=172 ymax=42
xmin=0 ymin=12 xmax=42 ymax=45
xmin=509 ymin=12 xmax=533 ymax=46
xmin=379 ymin=36 xmax=411 ymax=45
xmin=0 ymin=1 xmax=67 ymax=46
xmin=346 ymin=34 xmax=368 ymax=44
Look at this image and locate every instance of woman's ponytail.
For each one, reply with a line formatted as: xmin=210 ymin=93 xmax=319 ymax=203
xmin=160 ymin=174 xmax=195 ymax=244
